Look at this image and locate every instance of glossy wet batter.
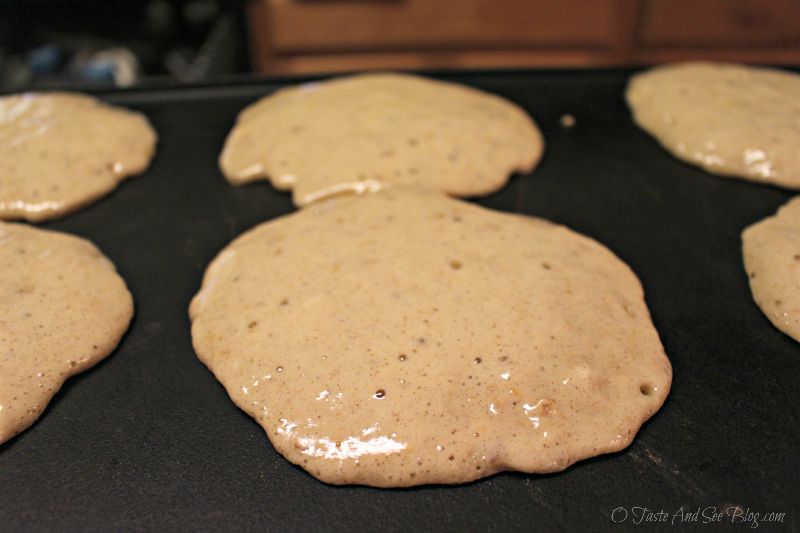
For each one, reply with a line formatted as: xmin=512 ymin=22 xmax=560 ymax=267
xmin=0 ymin=222 xmax=133 ymax=444
xmin=219 ymin=73 xmax=543 ymax=206
xmin=626 ymin=62 xmax=800 ymax=189
xmin=742 ymin=197 xmax=800 ymax=343
xmin=189 ymin=188 xmax=672 ymax=487
xmin=0 ymin=92 xmax=157 ymax=222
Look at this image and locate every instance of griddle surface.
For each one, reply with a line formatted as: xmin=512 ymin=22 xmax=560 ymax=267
xmin=1 ymin=70 xmax=798 ymax=532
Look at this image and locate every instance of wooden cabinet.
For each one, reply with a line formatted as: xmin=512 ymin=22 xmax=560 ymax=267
xmin=636 ymin=0 xmax=800 ymax=63
xmin=247 ymin=0 xmax=800 ymax=74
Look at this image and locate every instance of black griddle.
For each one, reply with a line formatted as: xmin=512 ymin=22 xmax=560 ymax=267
xmin=1 ymin=69 xmax=798 ymax=532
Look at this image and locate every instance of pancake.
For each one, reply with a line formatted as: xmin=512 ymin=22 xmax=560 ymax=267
xmin=219 ymin=73 xmax=543 ymax=206
xmin=626 ymin=62 xmax=800 ymax=189
xmin=742 ymin=197 xmax=800 ymax=342
xmin=189 ymin=188 xmax=672 ymax=487
xmin=0 ymin=222 xmax=133 ymax=444
xmin=0 ymin=92 xmax=157 ymax=222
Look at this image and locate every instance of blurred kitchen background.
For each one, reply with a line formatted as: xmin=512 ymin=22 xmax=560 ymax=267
xmin=1 ymin=0 xmax=799 ymax=91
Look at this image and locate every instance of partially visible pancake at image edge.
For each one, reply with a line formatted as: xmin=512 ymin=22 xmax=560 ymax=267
xmin=742 ymin=196 xmax=800 ymax=343
xmin=0 ymin=222 xmax=134 ymax=444
xmin=0 ymin=92 xmax=157 ymax=222
xmin=626 ymin=62 xmax=800 ymax=189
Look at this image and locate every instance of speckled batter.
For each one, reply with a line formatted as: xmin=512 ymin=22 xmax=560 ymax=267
xmin=189 ymin=188 xmax=672 ymax=487
xmin=219 ymin=73 xmax=543 ymax=206
xmin=626 ymin=62 xmax=800 ymax=189
xmin=742 ymin=197 xmax=800 ymax=342
xmin=0 ymin=223 xmax=133 ymax=444
xmin=0 ymin=92 xmax=157 ymax=222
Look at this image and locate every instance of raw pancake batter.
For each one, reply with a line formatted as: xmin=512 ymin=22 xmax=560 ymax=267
xmin=0 ymin=222 xmax=133 ymax=444
xmin=219 ymin=73 xmax=543 ymax=205
xmin=189 ymin=188 xmax=672 ymax=487
xmin=742 ymin=197 xmax=800 ymax=342
xmin=0 ymin=92 xmax=157 ymax=222
xmin=626 ymin=62 xmax=800 ymax=189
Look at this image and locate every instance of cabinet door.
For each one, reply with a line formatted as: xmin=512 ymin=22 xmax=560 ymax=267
xmin=639 ymin=0 xmax=800 ymax=47
xmin=266 ymin=0 xmax=623 ymax=52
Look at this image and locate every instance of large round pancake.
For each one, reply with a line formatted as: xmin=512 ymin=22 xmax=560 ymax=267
xmin=742 ymin=197 xmax=800 ymax=342
xmin=0 ymin=92 xmax=157 ymax=222
xmin=189 ymin=188 xmax=672 ymax=487
xmin=0 ymin=222 xmax=133 ymax=444
xmin=219 ymin=73 xmax=543 ymax=206
xmin=626 ymin=62 xmax=800 ymax=189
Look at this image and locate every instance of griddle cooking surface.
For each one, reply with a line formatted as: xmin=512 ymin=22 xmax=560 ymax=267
xmin=1 ymin=69 xmax=798 ymax=532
